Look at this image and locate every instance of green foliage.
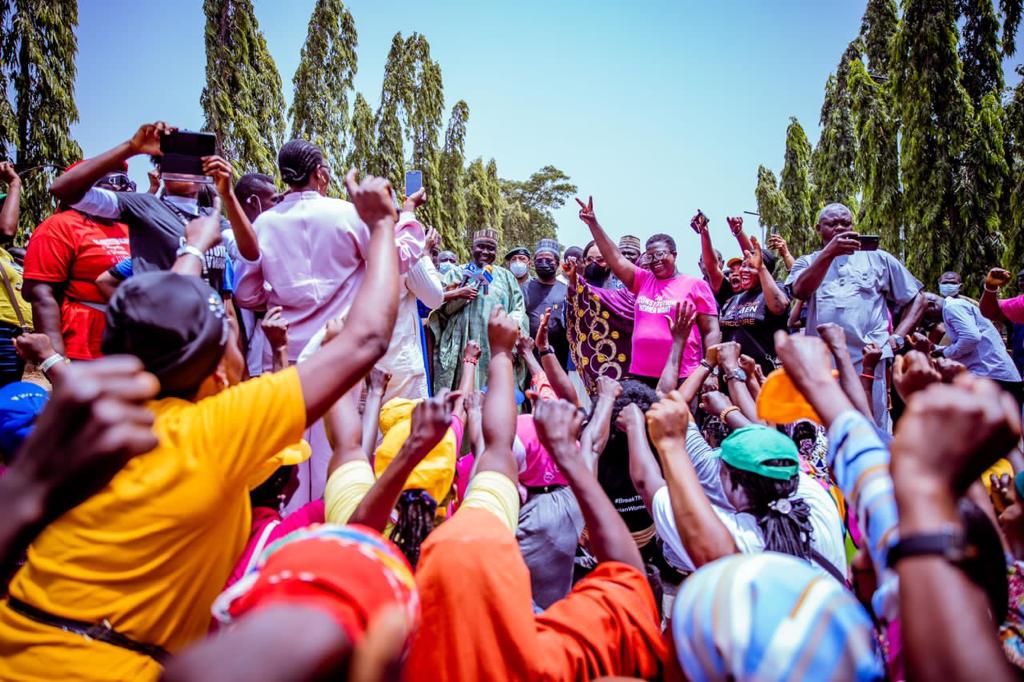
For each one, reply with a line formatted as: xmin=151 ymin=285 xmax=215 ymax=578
xmin=348 ymin=92 xmax=375 ymax=176
xmin=754 ymin=165 xmax=791 ymax=246
xmin=812 ymin=42 xmax=862 ymax=214
xmin=848 ymin=57 xmax=903 ymax=254
xmin=892 ymin=0 xmax=975 ymax=288
xmin=402 ymin=33 xmax=445 ymax=237
xmin=1005 ymin=65 xmax=1024 ymax=269
xmin=780 ymin=118 xmax=816 ymax=257
xmin=437 ymin=100 xmax=469 ymax=259
xmin=1000 ymin=0 xmax=1023 ymax=55
xmin=201 ymin=0 xmax=286 ymax=175
xmin=463 ymin=157 xmax=503 ymax=246
xmin=861 ymin=0 xmax=899 ymax=74
xmin=500 ymin=165 xmax=577 ymax=253
xmin=290 ymin=0 xmax=358 ymax=188
xmin=371 ymin=33 xmax=407 ymax=190
xmin=958 ymin=0 xmax=1004 ymax=107
xmin=1 ymin=0 xmax=82 ymax=240
xmin=955 ymin=92 xmax=1008 ymax=294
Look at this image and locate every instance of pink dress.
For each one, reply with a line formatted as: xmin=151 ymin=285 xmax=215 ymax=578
xmin=629 ymin=269 xmax=717 ymax=377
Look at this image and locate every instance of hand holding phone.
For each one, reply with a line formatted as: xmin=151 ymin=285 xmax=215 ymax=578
xmin=160 ymin=130 xmax=216 ymax=184
xmin=854 ymin=235 xmax=880 ymax=251
xmin=405 ymin=170 xmax=423 ymax=197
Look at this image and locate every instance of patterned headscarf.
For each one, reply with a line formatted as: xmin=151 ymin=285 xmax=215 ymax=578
xmin=213 ymin=524 xmax=419 ymax=644
xmin=672 ymin=553 xmax=884 ymax=682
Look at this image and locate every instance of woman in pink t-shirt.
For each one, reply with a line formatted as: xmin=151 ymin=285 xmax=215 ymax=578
xmin=576 ymin=196 xmax=720 ymax=384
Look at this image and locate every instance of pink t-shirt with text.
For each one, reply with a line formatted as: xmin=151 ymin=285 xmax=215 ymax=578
xmin=629 ymin=268 xmax=717 ymax=378
xmin=1000 ymin=294 xmax=1024 ymax=324
xmin=514 ymin=414 xmax=568 ymax=488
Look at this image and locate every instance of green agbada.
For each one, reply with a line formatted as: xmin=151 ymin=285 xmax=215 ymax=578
xmin=429 ymin=263 xmax=528 ymax=392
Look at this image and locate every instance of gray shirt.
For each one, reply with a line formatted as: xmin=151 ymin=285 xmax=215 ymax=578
xmin=941 ymin=297 xmax=1021 ymax=382
xmin=785 ymin=249 xmax=923 ymax=363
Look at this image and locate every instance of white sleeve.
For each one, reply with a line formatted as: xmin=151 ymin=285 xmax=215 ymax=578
xmin=651 ymin=486 xmax=696 ymax=572
xmin=232 ymin=254 xmax=269 ymax=309
xmin=405 ymin=256 xmax=445 ymax=310
xmin=70 ymin=187 xmax=122 ymax=220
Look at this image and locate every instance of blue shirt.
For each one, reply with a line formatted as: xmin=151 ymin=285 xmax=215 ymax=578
xmin=941 ymin=297 xmax=1021 ymax=382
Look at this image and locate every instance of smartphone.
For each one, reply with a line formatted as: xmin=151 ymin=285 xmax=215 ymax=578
xmin=854 ymin=234 xmax=880 ymax=251
xmin=405 ymin=170 xmax=423 ymax=197
xmin=160 ymin=131 xmax=216 ymax=184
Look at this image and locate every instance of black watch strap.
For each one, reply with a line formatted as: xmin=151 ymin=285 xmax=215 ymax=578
xmin=887 ymin=528 xmax=973 ymax=568
xmin=538 ymin=347 xmax=556 ymax=357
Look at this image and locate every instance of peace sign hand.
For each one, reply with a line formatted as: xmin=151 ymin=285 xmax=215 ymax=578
xmin=575 ymin=195 xmax=598 ymax=229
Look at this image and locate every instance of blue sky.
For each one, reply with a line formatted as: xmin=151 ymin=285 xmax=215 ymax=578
xmin=74 ymin=1 xmax=1021 ymax=275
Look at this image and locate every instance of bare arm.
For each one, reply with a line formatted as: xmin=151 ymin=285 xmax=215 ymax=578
xmin=0 ymin=164 xmax=22 ymax=239
xmin=576 ymin=196 xmax=636 ymax=290
xmin=535 ymin=306 xmax=577 ymax=404
xmin=648 ymin=392 xmax=739 ymax=567
xmin=94 ymin=270 xmax=121 ymax=302
xmin=21 ymin=281 xmax=65 ymax=355
xmin=360 ymin=369 xmax=389 ymax=456
xmin=697 ymin=221 xmax=723 ymax=292
xmin=621 ymin=404 xmax=665 ymax=511
xmin=717 ymin=343 xmax=761 ymax=423
xmin=324 ymin=388 xmax=367 ymax=471
xmin=579 ymin=376 xmax=621 ymax=472
xmin=979 ymin=286 xmax=1007 ymax=323
xmin=536 ymin=399 xmax=645 ymax=571
xmin=892 ymin=291 xmax=926 ymax=340
xmin=205 ymin=156 xmax=259 ymax=262
xmin=472 ymin=307 xmax=520 ymax=481
xmin=696 ymin=313 xmax=721 ymax=350
xmin=818 ymin=324 xmax=875 ymax=419
xmin=790 ymin=232 xmax=858 ymax=301
xmin=297 ymin=173 xmax=401 ymax=427
xmin=656 ymin=301 xmax=695 ymax=397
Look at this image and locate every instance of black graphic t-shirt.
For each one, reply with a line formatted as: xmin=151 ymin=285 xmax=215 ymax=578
xmin=719 ymin=286 xmax=789 ymax=373
xmin=597 ymin=438 xmax=654 ymax=533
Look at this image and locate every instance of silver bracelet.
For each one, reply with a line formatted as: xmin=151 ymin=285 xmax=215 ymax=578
xmin=40 ymin=353 xmax=66 ymax=374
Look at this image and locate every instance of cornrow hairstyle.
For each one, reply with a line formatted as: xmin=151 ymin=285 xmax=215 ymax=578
xmin=389 ymin=488 xmax=438 ymax=568
xmin=278 ymin=139 xmax=324 ymax=187
xmin=723 ymin=461 xmax=814 ymax=561
xmin=646 ymin=233 xmax=677 ymax=253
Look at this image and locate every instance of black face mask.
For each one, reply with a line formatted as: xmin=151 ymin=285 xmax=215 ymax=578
xmin=584 ymin=262 xmax=609 ymax=284
xmin=535 ymin=262 xmax=558 ymax=280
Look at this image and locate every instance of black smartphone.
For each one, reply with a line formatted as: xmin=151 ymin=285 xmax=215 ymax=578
xmin=160 ymin=131 xmax=216 ymax=184
xmin=854 ymin=234 xmax=880 ymax=251
xmin=405 ymin=169 xmax=423 ymax=197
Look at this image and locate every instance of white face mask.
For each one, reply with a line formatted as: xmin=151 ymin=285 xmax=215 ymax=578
xmin=439 ymin=262 xmax=455 ymax=275
xmin=509 ymin=262 xmax=529 ymax=278
xmin=939 ymin=283 xmax=961 ymax=297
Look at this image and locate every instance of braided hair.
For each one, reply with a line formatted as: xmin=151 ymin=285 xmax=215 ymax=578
xmin=389 ymin=488 xmax=437 ymax=568
xmin=278 ymin=139 xmax=324 ymax=187
xmin=724 ymin=462 xmax=814 ymax=561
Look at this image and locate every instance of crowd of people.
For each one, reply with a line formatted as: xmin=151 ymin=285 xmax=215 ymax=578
xmin=0 ymin=120 xmax=1022 ymax=681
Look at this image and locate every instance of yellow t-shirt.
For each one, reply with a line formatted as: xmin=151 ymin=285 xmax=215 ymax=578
xmin=0 ymin=248 xmax=31 ymax=329
xmin=0 ymin=367 xmax=306 ymax=681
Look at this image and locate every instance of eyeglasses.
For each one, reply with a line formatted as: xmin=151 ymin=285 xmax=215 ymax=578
xmin=97 ymin=173 xmax=136 ymax=193
xmin=647 ymin=249 xmax=674 ymax=260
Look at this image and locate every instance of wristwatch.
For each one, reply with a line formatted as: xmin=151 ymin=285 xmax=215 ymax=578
xmin=700 ymin=359 xmax=713 ymax=371
xmin=724 ymin=367 xmax=747 ymax=383
xmin=888 ymin=334 xmax=906 ymax=350
xmin=176 ymin=244 xmax=206 ymax=262
xmin=538 ymin=347 xmax=555 ymax=357
xmin=887 ymin=526 xmax=977 ymax=568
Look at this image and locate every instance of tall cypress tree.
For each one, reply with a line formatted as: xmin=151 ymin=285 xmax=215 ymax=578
xmin=201 ymin=0 xmax=286 ymax=174
xmin=348 ymin=92 xmax=375 ymax=176
xmin=1005 ymin=65 xmax=1024 ymax=269
xmin=402 ymin=33 xmax=445 ymax=234
xmin=438 ymin=100 xmax=469 ymax=258
xmin=959 ymin=0 xmax=1004 ymax=108
xmin=780 ymin=118 xmax=817 ymax=257
xmin=1001 ymin=0 xmax=1023 ymax=54
xmin=812 ymin=42 xmax=861 ymax=214
xmin=464 ymin=157 xmax=503 ymax=246
xmin=956 ymin=92 xmax=1008 ymax=292
xmin=754 ymin=166 xmax=792 ymax=246
xmin=1 ymin=0 xmax=82 ymax=238
xmin=372 ymin=33 xmax=407 ymax=191
xmin=290 ymin=0 xmax=358 ymax=184
xmin=893 ymin=0 xmax=974 ymax=288
xmin=861 ymin=0 xmax=899 ymax=74
xmin=849 ymin=57 xmax=903 ymax=254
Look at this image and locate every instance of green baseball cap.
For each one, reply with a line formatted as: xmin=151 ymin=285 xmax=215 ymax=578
xmin=719 ymin=425 xmax=799 ymax=481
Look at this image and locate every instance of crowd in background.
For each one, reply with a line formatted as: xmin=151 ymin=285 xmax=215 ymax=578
xmin=0 ymin=121 xmax=1022 ymax=680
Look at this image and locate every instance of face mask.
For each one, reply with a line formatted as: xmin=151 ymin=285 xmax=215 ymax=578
xmin=509 ymin=262 xmax=529 ymax=278
xmin=938 ymin=283 xmax=961 ymax=297
xmin=439 ymin=262 xmax=455 ymax=275
xmin=534 ymin=262 xmax=557 ymax=280
xmin=584 ymin=262 xmax=610 ymax=284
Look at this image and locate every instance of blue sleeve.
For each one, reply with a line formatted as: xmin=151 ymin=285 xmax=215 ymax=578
xmin=110 ymin=257 xmax=133 ymax=280
xmin=223 ymin=258 xmax=236 ymax=295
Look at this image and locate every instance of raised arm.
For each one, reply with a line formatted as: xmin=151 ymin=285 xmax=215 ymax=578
xmin=324 ymin=387 xmax=367 ymax=471
xmin=692 ymin=212 xmax=723 ymax=292
xmin=0 ymin=162 xmax=22 ymax=240
xmin=348 ymin=391 xmax=458 ymax=532
xmin=575 ymin=195 xmax=636 ymax=290
xmin=747 ymin=236 xmax=789 ymax=315
xmin=726 ymin=216 xmax=754 ymax=261
xmin=579 ymin=376 xmax=621 ymax=472
xmin=472 ymin=306 xmax=520 ymax=481
xmin=716 ymin=342 xmax=761 ymax=424
xmin=50 ymin=122 xmax=167 ymax=207
xmin=818 ymin=323 xmax=874 ymax=419
xmin=21 ymin=281 xmax=65 ymax=355
xmin=790 ymin=231 xmax=859 ymax=301
xmin=656 ymin=301 xmax=696 ymax=396
xmin=980 ymin=268 xmax=1012 ymax=323
xmin=172 ymin=199 xmax=222 ymax=278
xmin=535 ymin=398 xmax=644 ymax=571
xmin=360 ymin=366 xmax=391 ymax=455
xmin=766 ymin=233 xmax=795 ymax=271
xmin=535 ymin=307 xmax=577 ymax=404
xmin=696 ymin=313 xmax=721 ymax=350
xmin=297 ymin=171 xmax=401 ymax=427
xmin=891 ymin=291 xmax=926 ymax=343
xmin=260 ymin=307 xmax=290 ymax=374
xmin=204 ymin=156 xmax=259 ymax=262
xmin=619 ymin=403 xmax=665 ymax=510
xmin=647 ymin=391 xmax=738 ymax=567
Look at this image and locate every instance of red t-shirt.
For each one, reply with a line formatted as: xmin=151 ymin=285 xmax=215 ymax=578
xmin=24 ymin=210 xmax=130 ymax=359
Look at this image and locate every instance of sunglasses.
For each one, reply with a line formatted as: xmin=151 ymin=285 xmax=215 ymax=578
xmin=98 ymin=173 xmax=136 ymax=193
